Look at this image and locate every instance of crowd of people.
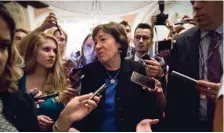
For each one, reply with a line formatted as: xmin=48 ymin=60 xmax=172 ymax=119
xmin=0 ymin=1 xmax=223 ymax=132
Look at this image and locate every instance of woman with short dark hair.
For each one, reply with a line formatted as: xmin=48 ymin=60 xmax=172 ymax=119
xmin=74 ymin=22 xmax=164 ymax=132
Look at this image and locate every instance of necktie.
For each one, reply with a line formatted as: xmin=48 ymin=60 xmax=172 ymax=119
xmin=207 ymin=31 xmax=222 ymax=128
xmin=207 ymin=31 xmax=222 ymax=82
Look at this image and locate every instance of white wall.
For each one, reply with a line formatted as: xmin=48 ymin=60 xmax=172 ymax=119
xmin=28 ymin=1 xmax=194 ymax=58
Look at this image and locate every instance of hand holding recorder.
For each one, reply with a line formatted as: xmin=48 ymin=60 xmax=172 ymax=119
xmin=53 ymin=93 xmax=101 ymax=131
xmin=131 ymin=72 xmax=166 ymax=111
xmin=142 ymin=55 xmax=164 ymax=78
xmin=171 ymin=71 xmax=220 ymax=99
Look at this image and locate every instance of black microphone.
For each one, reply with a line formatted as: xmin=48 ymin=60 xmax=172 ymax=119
xmin=88 ymin=83 xmax=107 ymax=100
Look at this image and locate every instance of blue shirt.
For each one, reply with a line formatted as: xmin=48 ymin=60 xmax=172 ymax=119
xmin=100 ymin=78 xmax=118 ymax=132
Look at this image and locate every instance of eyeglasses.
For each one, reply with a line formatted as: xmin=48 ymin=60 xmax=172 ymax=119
xmin=134 ymin=35 xmax=151 ymax=41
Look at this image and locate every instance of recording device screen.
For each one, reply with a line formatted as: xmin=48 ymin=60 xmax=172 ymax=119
xmin=156 ymin=40 xmax=172 ymax=52
xmin=131 ymin=72 xmax=155 ymax=90
xmin=142 ymin=53 xmax=151 ymax=60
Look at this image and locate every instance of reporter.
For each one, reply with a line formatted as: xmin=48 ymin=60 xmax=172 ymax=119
xmin=53 ymin=93 xmax=100 ymax=132
xmin=0 ymin=4 xmax=39 ymax=131
xmin=165 ymin=1 xmax=223 ymax=131
xmin=19 ymin=32 xmax=75 ymax=131
xmin=76 ymin=34 xmax=97 ymax=67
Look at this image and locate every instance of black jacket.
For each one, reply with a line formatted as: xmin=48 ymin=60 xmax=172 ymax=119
xmin=0 ymin=91 xmax=40 ymax=132
xmin=74 ymin=59 xmax=163 ymax=132
xmin=165 ymin=26 xmax=214 ymax=131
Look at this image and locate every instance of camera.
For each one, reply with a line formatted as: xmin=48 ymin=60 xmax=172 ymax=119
xmin=155 ymin=40 xmax=172 ymax=52
xmin=155 ymin=1 xmax=169 ymax=25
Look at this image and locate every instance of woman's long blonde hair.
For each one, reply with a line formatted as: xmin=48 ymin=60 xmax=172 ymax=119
xmin=24 ymin=32 xmax=67 ymax=94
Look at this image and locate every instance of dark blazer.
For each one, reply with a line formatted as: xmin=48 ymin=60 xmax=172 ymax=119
xmin=165 ymin=26 xmax=213 ymax=131
xmin=0 ymin=91 xmax=40 ymax=132
xmin=74 ymin=59 xmax=163 ymax=132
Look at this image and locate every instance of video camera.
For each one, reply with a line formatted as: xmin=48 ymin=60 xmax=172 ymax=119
xmin=155 ymin=1 xmax=169 ymax=25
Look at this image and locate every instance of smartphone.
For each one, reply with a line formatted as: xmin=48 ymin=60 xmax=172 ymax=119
xmin=131 ymin=72 xmax=155 ymax=90
xmin=29 ymin=90 xmax=39 ymax=98
xmin=69 ymin=68 xmax=83 ymax=88
xmin=142 ymin=53 xmax=151 ymax=60
xmin=72 ymin=75 xmax=84 ymax=89
xmin=156 ymin=40 xmax=172 ymax=52
xmin=171 ymin=71 xmax=197 ymax=85
xmin=74 ymin=51 xmax=81 ymax=58
xmin=88 ymin=83 xmax=107 ymax=100
xmin=34 ymin=93 xmax=59 ymax=101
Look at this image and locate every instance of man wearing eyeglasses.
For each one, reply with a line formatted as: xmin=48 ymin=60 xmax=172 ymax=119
xmin=133 ymin=23 xmax=165 ymax=79
xmin=133 ymin=23 xmax=153 ymax=61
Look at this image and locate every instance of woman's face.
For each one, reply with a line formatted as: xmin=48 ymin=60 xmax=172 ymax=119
xmin=94 ymin=30 xmax=120 ymax=64
xmin=54 ymin=31 xmax=66 ymax=56
xmin=83 ymin=36 xmax=96 ymax=64
xmin=36 ymin=39 xmax=57 ymax=69
xmin=84 ymin=36 xmax=94 ymax=48
xmin=0 ymin=16 xmax=10 ymax=77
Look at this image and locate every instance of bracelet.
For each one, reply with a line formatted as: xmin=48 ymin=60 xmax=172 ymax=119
xmin=53 ymin=122 xmax=63 ymax=132
xmin=53 ymin=120 xmax=70 ymax=132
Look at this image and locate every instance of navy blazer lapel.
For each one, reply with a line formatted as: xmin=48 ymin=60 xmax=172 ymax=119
xmin=185 ymin=27 xmax=201 ymax=80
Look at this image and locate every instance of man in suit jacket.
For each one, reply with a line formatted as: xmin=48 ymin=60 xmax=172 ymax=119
xmin=119 ymin=20 xmax=136 ymax=60
xmin=131 ymin=23 xmax=167 ymax=93
xmin=165 ymin=1 xmax=223 ymax=131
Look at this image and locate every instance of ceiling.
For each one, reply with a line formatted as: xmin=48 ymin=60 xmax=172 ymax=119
xmin=42 ymin=1 xmax=154 ymax=15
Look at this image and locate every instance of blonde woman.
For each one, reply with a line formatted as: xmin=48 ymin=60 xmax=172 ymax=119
xmin=18 ymin=13 xmax=67 ymax=58
xmin=45 ymin=27 xmax=74 ymax=77
xmin=45 ymin=26 xmax=68 ymax=58
xmin=0 ymin=4 xmax=39 ymax=131
xmin=19 ymin=32 xmax=76 ymax=131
